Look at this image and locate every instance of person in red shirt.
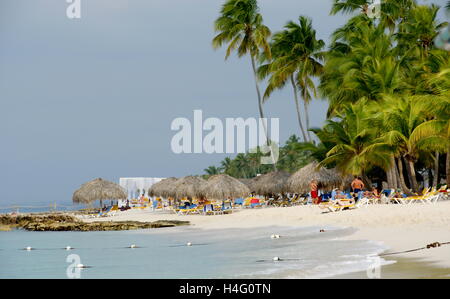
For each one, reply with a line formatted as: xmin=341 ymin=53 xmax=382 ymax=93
xmin=310 ymin=180 xmax=319 ymax=204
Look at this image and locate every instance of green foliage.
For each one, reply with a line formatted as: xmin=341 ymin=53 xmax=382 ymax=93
xmin=203 ymin=135 xmax=312 ymax=178
xmin=210 ymin=0 xmax=450 ymax=185
xmin=212 ymin=0 xmax=271 ymax=59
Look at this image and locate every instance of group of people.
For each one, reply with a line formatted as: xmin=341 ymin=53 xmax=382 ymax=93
xmin=309 ymin=177 xmax=380 ymax=205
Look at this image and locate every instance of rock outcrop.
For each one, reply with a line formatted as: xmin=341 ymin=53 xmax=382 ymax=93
xmin=0 ymin=214 xmax=189 ymax=231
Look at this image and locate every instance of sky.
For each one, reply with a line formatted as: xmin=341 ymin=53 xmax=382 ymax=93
xmin=1 ymin=0 xmax=448 ymax=205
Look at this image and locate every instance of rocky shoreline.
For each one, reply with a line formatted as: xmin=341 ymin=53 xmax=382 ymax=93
xmin=0 ymin=213 xmax=189 ymax=231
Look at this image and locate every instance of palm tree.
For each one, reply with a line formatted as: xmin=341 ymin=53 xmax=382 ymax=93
xmin=330 ymin=0 xmax=371 ymax=16
xmin=331 ymin=0 xmax=417 ymax=32
xmin=258 ymin=16 xmax=324 ymax=142
xmin=204 ymin=166 xmax=222 ymax=175
xmin=319 ymin=101 xmax=391 ymax=181
xmin=212 ymin=0 xmax=271 ymax=141
xmin=220 ymin=157 xmax=233 ymax=175
xmin=320 ymin=23 xmax=403 ymax=115
xmin=380 ymin=95 xmax=444 ymax=192
xmin=276 ymin=135 xmax=311 ymax=172
xmin=396 ymin=4 xmax=447 ymax=59
xmin=411 ymin=92 xmax=450 ymax=186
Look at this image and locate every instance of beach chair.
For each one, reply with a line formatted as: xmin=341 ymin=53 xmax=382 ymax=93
xmin=212 ymin=204 xmax=224 ymax=215
xmin=356 ymin=195 xmax=371 ymax=207
xmin=202 ymin=204 xmax=215 ymax=215
xmin=319 ymin=199 xmax=356 ymax=213
xmin=250 ymin=198 xmax=263 ymax=208
xmin=398 ymin=187 xmax=439 ymax=205
xmin=242 ymin=198 xmax=252 ymax=208
xmin=393 ymin=194 xmax=416 ymax=205
xmin=105 ymin=205 xmax=119 ymax=216
xmin=222 ymin=202 xmax=233 ymax=214
xmin=233 ymin=198 xmax=244 ymax=208
xmin=96 ymin=206 xmax=113 ymax=217
xmin=177 ymin=204 xmax=201 ymax=215
xmin=290 ymin=195 xmax=303 ymax=205
xmin=420 ymin=193 xmax=441 ymax=204
xmin=151 ymin=200 xmax=161 ymax=211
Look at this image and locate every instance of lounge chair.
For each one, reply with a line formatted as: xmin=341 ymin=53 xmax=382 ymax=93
xmin=250 ymin=198 xmax=263 ymax=208
xmin=181 ymin=204 xmax=201 ymax=215
xmin=242 ymin=198 xmax=252 ymax=208
xmin=106 ymin=205 xmax=119 ymax=216
xmin=202 ymin=204 xmax=215 ymax=215
xmin=319 ymin=199 xmax=356 ymax=212
xmin=95 ymin=206 xmax=113 ymax=217
xmin=233 ymin=198 xmax=244 ymax=208
xmin=222 ymin=202 xmax=233 ymax=214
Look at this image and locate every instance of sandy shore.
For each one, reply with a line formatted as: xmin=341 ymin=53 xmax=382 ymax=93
xmin=80 ymin=201 xmax=450 ymax=271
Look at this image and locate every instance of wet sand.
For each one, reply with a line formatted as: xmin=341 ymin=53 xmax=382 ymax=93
xmin=332 ymin=256 xmax=450 ymax=279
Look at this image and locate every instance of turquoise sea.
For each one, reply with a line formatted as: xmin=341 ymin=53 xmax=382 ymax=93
xmin=0 ymin=226 xmax=392 ymax=279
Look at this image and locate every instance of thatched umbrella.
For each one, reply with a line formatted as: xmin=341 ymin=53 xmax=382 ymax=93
xmin=253 ymin=171 xmax=291 ymax=196
xmin=201 ymin=174 xmax=250 ymax=200
xmin=173 ymin=176 xmax=206 ymax=199
xmin=239 ymin=178 xmax=254 ymax=191
xmin=239 ymin=176 xmax=264 ymax=193
xmin=148 ymin=177 xmax=178 ymax=198
xmin=72 ymin=178 xmax=127 ymax=206
xmin=288 ymin=161 xmax=344 ymax=193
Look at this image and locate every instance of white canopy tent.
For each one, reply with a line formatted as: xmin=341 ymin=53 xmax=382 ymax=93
xmin=119 ymin=177 xmax=165 ymax=199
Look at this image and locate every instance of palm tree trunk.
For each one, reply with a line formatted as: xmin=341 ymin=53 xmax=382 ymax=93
xmin=401 ymin=157 xmax=413 ymax=189
xmin=290 ymin=75 xmax=308 ymax=142
xmin=396 ymin=157 xmax=410 ymax=192
xmin=303 ymin=100 xmax=312 ymax=142
xmin=362 ymin=173 xmax=372 ymax=189
xmin=387 ymin=156 xmax=398 ymax=189
xmin=404 ymin=157 xmax=419 ymax=192
xmin=386 ymin=166 xmax=393 ymax=189
xmin=250 ymin=55 xmax=266 ymax=133
xmin=433 ymin=151 xmax=439 ymax=187
xmin=250 ymin=55 xmax=277 ymax=170
xmin=446 ymin=147 xmax=450 ymax=186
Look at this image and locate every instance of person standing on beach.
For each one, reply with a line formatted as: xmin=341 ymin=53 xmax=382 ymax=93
xmin=351 ymin=177 xmax=365 ymax=194
xmin=310 ymin=180 xmax=319 ymax=204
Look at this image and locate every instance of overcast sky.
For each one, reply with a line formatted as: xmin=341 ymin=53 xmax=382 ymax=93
xmin=1 ymin=0 xmax=447 ymax=205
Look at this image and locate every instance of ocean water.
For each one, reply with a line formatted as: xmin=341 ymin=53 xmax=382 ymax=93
xmin=0 ymin=226 xmax=392 ymax=279
xmin=0 ymin=201 xmax=85 ymax=215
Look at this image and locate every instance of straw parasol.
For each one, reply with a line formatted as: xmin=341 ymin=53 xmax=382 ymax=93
xmin=173 ymin=176 xmax=207 ymax=199
xmin=201 ymin=174 xmax=250 ymax=200
xmin=288 ymin=161 xmax=344 ymax=193
xmin=252 ymin=171 xmax=291 ymax=196
xmin=72 ymin=178 xmax=127 ymax=205
xmin=239 ymin=178 xmax=254 ymax=191
xmin=148 ymin=177 xmax=179 ymax=198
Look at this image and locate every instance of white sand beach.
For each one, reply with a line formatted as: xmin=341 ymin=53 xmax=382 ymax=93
xmin=80 ymin=201 xmax=450 ymax=270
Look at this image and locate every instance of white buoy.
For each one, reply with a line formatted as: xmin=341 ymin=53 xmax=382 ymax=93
xmin=130 ymin=244 xmax=136 ymax=248
xmin=25 ymin=246 xmax=32 ymax=251
xmin=65 ymin=246 xmax=72 ymax=250
xmin=186 ymin=242 xmax=192 ymax=246
xmin=273 ymin=256 xmax=281 ymax=261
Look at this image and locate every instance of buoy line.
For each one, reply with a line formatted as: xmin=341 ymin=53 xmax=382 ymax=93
xmin=379 ymin=241 xmax=450 ymax=257
xmin=256 ymin=258 xmax=301 ymax=262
